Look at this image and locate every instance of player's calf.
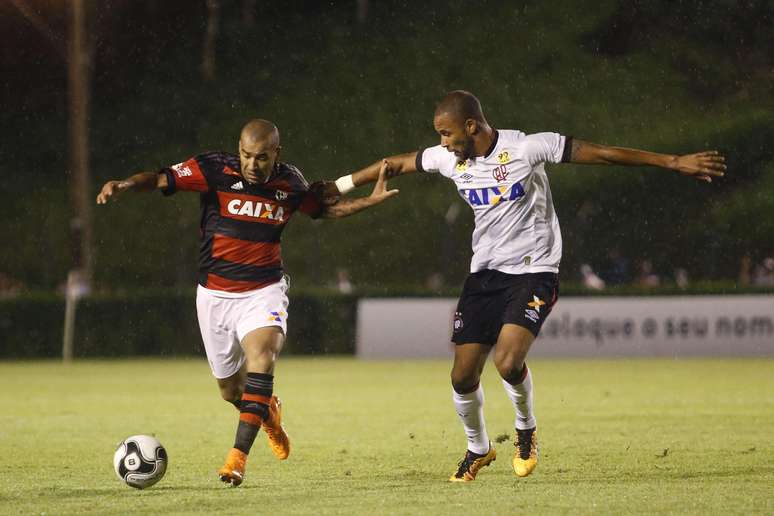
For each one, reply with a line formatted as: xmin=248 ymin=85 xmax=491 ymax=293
xmin=218 ymin=372 xmax=273 ymax=485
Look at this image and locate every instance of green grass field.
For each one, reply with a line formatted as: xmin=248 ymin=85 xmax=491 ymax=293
xmin=1 ymin=358 xmax=772 ymax=515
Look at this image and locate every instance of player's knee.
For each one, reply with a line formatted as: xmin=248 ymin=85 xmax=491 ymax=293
xmin=495 ymin=355 xmax=525 ymax=384
xmin=450 ymin=370 xmax=480 ymax=394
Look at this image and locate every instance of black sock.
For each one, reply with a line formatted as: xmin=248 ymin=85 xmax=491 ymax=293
xmin=233 ymin=372 xmax=273 ymax=454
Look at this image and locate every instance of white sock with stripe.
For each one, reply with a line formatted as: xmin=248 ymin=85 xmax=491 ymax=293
xmin=452 ymin=384 xmax=490 ymax=455
xmin=502 ymin=365 xmax=536 ymax=430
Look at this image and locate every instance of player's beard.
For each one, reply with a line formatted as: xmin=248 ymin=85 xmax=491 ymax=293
xmin=456 ymin=137 xmax=476 ymax=160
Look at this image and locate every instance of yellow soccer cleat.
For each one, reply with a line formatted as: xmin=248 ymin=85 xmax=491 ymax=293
xmin=218 ymin=447 xmax=247 ymax=486
xmin=448 ymin=444 xmax=496 ymax=482
xmin=513 ymin=427 xmax=538 ymax=477
xmin=262 ymin=395 xmax=290 ymax=460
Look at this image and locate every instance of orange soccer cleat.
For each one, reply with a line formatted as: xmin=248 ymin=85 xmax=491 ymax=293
xmin=448 ymin=444 xmax=496 ymax=482
xmin=262 ymin=395 xmax=290 ymax=460
xmin=513 ymin=427 xmax=538 ymax=477
xmin=218 ymin=447 xmax=247 ymax=486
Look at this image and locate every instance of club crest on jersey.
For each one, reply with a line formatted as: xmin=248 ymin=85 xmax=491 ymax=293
xmin=492 ymin=164 xmax=509 ymax=182
xmin=226 ymin=198 xmax=285 ymax=221
xmin=497 ymin=151 xmax=510 ymax=164
xmin=460 ymin=181 xmax=525 ymax=207
xmin=231 ymin=181 xmax=244 ymax=190
xmin=275 ymin=190 xmax=288 ymax=201
xmin=455 ymin=160 xmax=470 ymax=172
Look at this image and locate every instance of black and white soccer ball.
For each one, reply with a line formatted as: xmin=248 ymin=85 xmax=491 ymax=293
xmin=113 ymin=435 xmax=168 ymax=489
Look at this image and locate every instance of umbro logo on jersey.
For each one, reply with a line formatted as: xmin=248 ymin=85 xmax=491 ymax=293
xmin=459 ymin=173 xmax=474 ymax=182
xmin=231 ymin=181 xmax=244 ymax=190
xmin=460 ymin=182 xmax=525 ymax=207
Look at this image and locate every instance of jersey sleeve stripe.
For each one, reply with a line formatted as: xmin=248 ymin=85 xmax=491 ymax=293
xmin=561 ymin=136 xmax=573 ymax=163
xmin=415 ymin=149 xmax=426 ymax=173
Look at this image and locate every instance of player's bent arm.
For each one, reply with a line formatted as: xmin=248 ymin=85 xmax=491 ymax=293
xmin=335 ymin=151 xmax=418 ymax=194
xmin=321 ymin=195 xmax=387 ymax=218
xmin=96 ymin=172 xmax=168 ymax=204
xmin=324 ymin=159 xmax=399 ymax=218
xmin=569 ymin=139 xmax=726 ymax=183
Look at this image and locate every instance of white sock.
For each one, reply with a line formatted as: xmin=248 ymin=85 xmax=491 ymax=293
xmin=502 ymin=366 xmax=536 ymax=430
xmin=452 ymin=384 xmax=490 ymax=455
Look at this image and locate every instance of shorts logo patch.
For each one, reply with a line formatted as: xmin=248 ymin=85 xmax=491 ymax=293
xmin=268 ymin=310 xmax=286 ymax=323
xmin=525 ymin=295 xmax=545 ymax=323
xmin=453 ymin=311 xmax=464 ymax=333
xmin=527 ymin=295 xmax=545 ymax=312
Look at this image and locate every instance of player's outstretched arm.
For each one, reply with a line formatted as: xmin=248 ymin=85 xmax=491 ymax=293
xmin=568 ymin=139 xmax=726 ymax=183
xmin=96 ymin=172 xmax=168 ymax=204
xmin=322 ymin=160 xmax=399 ymax=218
xmin=333 ymin=151 xmax=418 ymax=195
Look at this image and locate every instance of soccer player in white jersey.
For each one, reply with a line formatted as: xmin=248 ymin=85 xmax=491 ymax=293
xmin=333 ymin=90 xmax=726 ymax=482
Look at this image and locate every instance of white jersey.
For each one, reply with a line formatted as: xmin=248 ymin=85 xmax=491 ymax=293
xmin=418 ymin=129 xmax=568 ymax=275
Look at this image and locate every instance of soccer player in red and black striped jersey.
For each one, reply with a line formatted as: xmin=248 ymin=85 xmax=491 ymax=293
xmin=97 ymin=119 xmax=397 ymax=486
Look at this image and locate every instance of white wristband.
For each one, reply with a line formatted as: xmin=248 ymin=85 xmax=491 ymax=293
xmin=334 ymin=174 xmax=355 ymax=194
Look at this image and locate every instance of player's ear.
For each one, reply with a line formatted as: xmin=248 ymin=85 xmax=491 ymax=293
xmin=465 ymin=119 xmax=478 ymax=135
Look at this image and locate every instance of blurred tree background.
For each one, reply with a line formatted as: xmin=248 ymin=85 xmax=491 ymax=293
xmin=1 ymin=0 xmax=772 ymax=293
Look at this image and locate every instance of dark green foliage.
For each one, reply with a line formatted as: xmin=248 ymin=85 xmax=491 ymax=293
xmin=1 ymin=0 xmax=772 ymax=291
xmin=0 ymin=291 xmax=356 ymax=358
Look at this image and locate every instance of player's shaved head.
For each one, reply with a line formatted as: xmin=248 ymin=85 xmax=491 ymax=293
xmin=434 ymin=90 xmax=486 ymax=124
xmin=240 ymin=119 xmax=280 ymax=148
xmin=238 ymin=119 xmax=282 ymax=184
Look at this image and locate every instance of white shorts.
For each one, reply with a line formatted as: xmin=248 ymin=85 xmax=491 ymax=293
xmin=195 ymin=277 xmax=289 ymax=379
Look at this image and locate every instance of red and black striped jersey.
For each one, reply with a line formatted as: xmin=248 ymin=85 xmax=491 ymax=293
xmin=160 ymin=151 xmax=323 ymax=293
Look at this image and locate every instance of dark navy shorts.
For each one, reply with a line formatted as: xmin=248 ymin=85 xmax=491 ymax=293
xmin=451 ymin=270 xmax=559 ymax=345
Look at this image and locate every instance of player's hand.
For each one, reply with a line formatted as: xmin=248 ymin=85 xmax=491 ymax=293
xmin=96 ymin=180 xmax=132 ymax=204
xmin=310 ymin=180 xmax=341 ymax=206
xmin=369 ymin=160 xmax=400 ymax=202
xmin=671 ymin=151 xmax=726 ymax=183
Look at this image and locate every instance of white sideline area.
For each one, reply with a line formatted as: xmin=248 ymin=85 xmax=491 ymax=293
xmin=356 ymin=296 xmax=774 ymax=358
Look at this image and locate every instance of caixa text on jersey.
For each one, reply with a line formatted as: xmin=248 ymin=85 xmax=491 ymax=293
xmin=458 ymin=182 xmax=525 ymax=207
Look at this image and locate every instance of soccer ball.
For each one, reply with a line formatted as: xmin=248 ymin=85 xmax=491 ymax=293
xmin=113 ymin=435 xmax=168 ymax=489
